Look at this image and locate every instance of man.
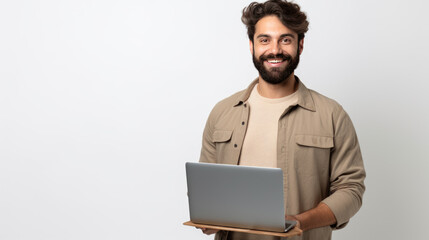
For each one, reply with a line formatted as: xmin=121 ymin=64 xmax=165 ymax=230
xmin=198 ymin=1 xmax=366 ymax=239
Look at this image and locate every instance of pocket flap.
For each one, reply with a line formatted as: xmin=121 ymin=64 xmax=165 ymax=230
xmin=295 ymin=134 xmax=333 ymax=148
xmin=213 ymin=130 xmax=233 ymax=143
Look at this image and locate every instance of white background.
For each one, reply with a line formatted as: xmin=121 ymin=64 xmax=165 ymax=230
xmin=1 ymin=0 xmax=428 ymax=239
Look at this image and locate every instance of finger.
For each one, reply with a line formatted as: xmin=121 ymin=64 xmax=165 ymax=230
xmin=203 ymin=229 xmax=219 ymax=235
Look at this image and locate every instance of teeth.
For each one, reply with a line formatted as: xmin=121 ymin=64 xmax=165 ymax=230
xmin=268 ymin=59 xmax=282 ymax=63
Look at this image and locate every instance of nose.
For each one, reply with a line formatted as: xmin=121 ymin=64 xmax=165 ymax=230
xmin=269 ymin=41 xmax=282 ymax=55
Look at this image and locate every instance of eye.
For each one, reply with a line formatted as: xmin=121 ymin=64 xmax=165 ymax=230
xmin=281 ymin=38 xmax=291 ymax=44
xmin=260 ymin=38 xmax=269 ymax=44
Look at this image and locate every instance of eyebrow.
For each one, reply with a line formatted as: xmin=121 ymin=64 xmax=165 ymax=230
xmin=256 ymin=33 xmax=296 ymax=39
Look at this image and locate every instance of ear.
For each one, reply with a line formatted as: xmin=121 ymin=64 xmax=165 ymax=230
xmin=298 ymin=38 xmax=304 ymax=55
xmin=249 ymin=39 xmax=254 ymax=55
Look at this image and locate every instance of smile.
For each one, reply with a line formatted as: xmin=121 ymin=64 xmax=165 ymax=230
xmin=267 ymin=59 xmax=284 ymax=63
xmin=265 ymin=58 xmax=287 ymax=67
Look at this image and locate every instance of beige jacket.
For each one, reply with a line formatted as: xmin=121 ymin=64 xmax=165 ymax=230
xmin=199 ymin=77 xmax=366 ymax=240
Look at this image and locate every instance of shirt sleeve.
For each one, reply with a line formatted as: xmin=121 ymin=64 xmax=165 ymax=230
xmin=321 ymin=105 xmax=366 ymax=229
xmin=199 ymin=107 xmax=216 ymax=163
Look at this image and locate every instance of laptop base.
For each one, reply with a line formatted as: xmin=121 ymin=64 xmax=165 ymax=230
xmin=183 ymin=221 xmax=302 ymax=238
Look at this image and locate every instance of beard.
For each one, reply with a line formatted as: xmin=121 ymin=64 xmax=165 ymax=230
xmin=252 ymin=48 xmax=300 ymax=85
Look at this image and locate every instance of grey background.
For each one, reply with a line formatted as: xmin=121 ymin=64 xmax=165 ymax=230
xmin=0 ymin=0 xmax=428 ymax=239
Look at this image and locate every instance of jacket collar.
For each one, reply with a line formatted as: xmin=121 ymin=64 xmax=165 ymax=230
xmin=234 ymin=76 xmax=316 ymax=112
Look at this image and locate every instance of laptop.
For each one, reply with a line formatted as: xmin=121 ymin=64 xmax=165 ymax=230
xmin=185 ymin=162 xmax=296 ymax=232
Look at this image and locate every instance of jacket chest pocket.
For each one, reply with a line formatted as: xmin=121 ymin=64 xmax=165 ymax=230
xmin=213 ymin=130 xmax=233 ymax=164
xmin=294 ymin=134 xmax=333 ymax=176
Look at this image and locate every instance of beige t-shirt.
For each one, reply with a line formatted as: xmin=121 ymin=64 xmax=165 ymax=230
xmin=239 ymin=84 xmax=298 ymax=168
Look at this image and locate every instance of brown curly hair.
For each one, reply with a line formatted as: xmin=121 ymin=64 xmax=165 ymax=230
xmin=242 ymin=0 xmax=309 ymax=42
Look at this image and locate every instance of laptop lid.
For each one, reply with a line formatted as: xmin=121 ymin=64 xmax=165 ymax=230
xmin=186 ymin=162 xmax=286 ymax=232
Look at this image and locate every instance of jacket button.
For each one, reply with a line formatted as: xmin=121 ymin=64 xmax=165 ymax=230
xmin=242 ymin=121 xmax=245 ymax=125
xmin=234 ymin=144 xmax=238 ymax=148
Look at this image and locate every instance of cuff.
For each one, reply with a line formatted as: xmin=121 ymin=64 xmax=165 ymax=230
xmin=322 ymin=190 xmax=360 ymax=229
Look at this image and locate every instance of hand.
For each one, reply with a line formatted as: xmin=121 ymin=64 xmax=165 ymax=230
xmin=197 ymin=227 xmax=219 ymax=235
xmin=285 ymin=215 xmax=301 ymax=229
xmin=286 ymin=203 xmax=337 ymax=231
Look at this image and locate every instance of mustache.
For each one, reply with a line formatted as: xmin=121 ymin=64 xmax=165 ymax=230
xmin=259 ymin=53 xmax=292 ymax=62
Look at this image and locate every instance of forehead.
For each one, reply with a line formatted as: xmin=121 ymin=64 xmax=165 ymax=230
xmin=254 ymin=15 xmax=297 ymax=38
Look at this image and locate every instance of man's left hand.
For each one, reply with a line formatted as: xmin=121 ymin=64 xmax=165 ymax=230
xmin=285 ymin=215 xmax=301 ymax=229
xmin=197 ymin=227 xmax=219 ymax=235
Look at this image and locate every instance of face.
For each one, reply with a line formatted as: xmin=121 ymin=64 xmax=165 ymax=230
xmin=250 ymin=15 xmax=304 ymax=85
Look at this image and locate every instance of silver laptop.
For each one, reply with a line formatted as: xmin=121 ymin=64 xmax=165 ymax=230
xmin=185 ymin=162 xmax=296 ymax=232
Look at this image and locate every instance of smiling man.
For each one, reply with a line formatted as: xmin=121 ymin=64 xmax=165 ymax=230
xmin=198 ymin=1 xmax=366 ymax=240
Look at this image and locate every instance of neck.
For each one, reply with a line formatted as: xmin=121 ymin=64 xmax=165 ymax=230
xmin=257 ymin=74 xmax=297 ymax=99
